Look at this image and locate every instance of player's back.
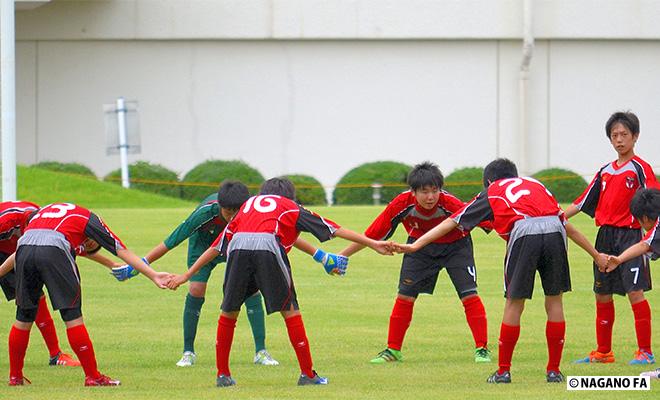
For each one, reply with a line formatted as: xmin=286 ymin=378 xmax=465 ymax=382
xmin=229 ymin=195 xmax=301 ymax=248
xmin=0 ymin=201 xmax=40 ymax=253
xmin=24 ymin=203 xmax=93 ymax=250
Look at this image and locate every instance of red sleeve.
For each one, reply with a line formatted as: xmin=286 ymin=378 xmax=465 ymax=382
xmin=364 ymin=195 xmax=409 ymax=240
xmin=442 ymin=191 xmax=492 ymax=232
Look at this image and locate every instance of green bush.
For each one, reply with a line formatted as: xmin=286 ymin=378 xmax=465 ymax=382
xmin=285 ymin=174 xmax=327 ymax=206
xmin=333 ymin=161 xmax=411 ymax=205
xmin=445 ymin=167 xmax=483 ymax=201
xmin=182 ymin=160 xmax=265 ymax=201
xmin=34 ymin=161 xmax=96 ymax=178
xmin=104 ymin=161 xmax=181 ymax=198
xmin=532 ymin=168 xmax=587 ymax=203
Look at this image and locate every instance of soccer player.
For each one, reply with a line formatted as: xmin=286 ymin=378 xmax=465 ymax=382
xmin=0 ymin=201 xmax=80 ymax=367
xmin=1 ymin=202 xmax=172 ymax=386
xmin=339 ymin=161 xmax=492 ymax=364
xmin=394 ymin=159 xmax=607 ymax=384
xmin=564 ymin=111 xmax=659 ymax=365
xmin=167 ymin=178 xmax=392 ymax=387
xmin=604 ymin=188 xmax=660 ymax=378
xmin=111 ymin=180 xmax=346 ymax=367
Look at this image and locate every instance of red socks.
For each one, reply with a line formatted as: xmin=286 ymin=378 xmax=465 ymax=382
xmin=462 ymin=296 xmax=488 ymax=348
xmin=8 ymin=325 xmax=30 ymax=379
xmin=632 ymin=300 xmax=652 ymax=354
xmin=285 ymin=314 xmax=314 ymax=378
xmin=66 ymin=324 xmax=100 ymax=379
xmin=596 ymin=300 xmax=615 ymax=353
xmin=35 ymin=296 xmax=62 ymax=358
xmin=497 ymin=323 xmax=520 ymax=374
xmin=387 ymin=298 xmax=414 ymax=351
xmin=546 ymin=321 xmax=565 ymax=372
xmin=216 ymin=315 xmax=237 ymax=377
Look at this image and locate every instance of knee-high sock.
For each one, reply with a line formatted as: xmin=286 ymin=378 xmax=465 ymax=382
xmin=632 ymin=300 xmax=652 ymax=354
xmin=244 ymin=293 xmax=266 ymax=352
xmin=285 ymin=314 xmax=314 ymax=378
xmin=66 ymin=324 xmax=100 ymax=379
xmin=596 ymin=300 xmax=615 ymax=354
xmin=183 ymin=294 xmax=204 ymax=353
xmin=216 ymin=315 xmax=236 ymax=377
xmin=387 ymin=298 xmax=414 ymax=351
xmin=546 ymin=320 xmax=566 ymax=373
xmin=498 ymin=323 xmax=520 ymax=374
xmin=462 ymin=296 xmax=488 ymax=348
xmin=35 ymin=296 xmax=62 ymax=358
xmin=8 ymin=325 xmax=30 ymax=379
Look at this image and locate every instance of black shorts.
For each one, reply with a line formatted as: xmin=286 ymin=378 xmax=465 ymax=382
xmin=398 ymin=235 xmax=478 ymax=298
xmin=0 ymin=252 xmax=18 ymax=301
xmin=221 ymin=248 xmax=298 ymax=315
xmin=15 ymin=245 xmax=82 ymax=313
xmin=504 ymin=232 xmax=571 ymax=299
xmin=594 ymin=226 xmax=651 ymax=295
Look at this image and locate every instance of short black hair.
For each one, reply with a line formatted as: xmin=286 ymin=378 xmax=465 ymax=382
xmin=260 ymin=177 xmax=296 ymax=200
xmin=407 ymin=161 xmax=444 ymax=191
xmin=630 ymin=188 xmax=660 ymax=221
xmin=217 ymin=180 xmax=250 ymax=209
xmin=605 ymin=111 xmax=640 ymax=139
xmin=482 ymin=158 xmax=518 ymax=188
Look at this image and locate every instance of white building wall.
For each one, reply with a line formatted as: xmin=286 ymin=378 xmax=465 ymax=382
xmin=11 ymin=0 xmax=660 ymax=189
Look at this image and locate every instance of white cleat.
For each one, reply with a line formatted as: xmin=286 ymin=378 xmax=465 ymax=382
xmin=176 ymin=351 xmax=196 ymax=367
xmin=640 ymin=368 xmax=660 ymax=379
xmin=254 ymin=349 xmax=279 ymax=366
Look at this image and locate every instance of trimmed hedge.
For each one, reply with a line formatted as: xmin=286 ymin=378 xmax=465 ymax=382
xmin=445 ymin=167 xmax=483 ymax=201
xmin=182 ymin=160 xmax=265 ymax=201
xmin=34 ymin=161 xmax=96 ymax=178
xmin=104 ymin=161 xmax=181 ymax=198
xmin=532 ymin=168 xmax=587 ymax=203
xmin=285 ymin=174 xmax=327 ymax=206
xmin=333 ymin=161 xmax=411 ymax=205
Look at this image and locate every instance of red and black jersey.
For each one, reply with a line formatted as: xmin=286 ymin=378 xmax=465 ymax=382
xmin=642 ymin=217 xmax=660 ymax=260
xmin=574 ymin=156 xmax=659 ymax=228
xmin=0 ymin=201 xmax=39 ymax=254
xmin=452 ymin=177 xmax=564 ymax=241
xmin=364 ymin=190 xmax=484 ymax=244
xmin=213 ymin=195 xmax=339 ymax=254
xmin=24 ymin=203 xmax=126 ymax=255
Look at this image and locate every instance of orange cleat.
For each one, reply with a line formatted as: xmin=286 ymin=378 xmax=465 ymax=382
xmin=573 ymin=350 xmax=615 ymax=364
xmin=49 ymin=352 xmax=81 ymax=367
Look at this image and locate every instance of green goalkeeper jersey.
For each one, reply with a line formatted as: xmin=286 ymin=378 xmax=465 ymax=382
xmin=163 ymin=193 xmax=227 ymax=267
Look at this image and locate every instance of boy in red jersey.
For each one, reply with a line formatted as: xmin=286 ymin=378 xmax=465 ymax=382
xmin=339 ymin=161 xmax=492 ymax=363
xmin=395 ymin=159 xmax=606 ymax=384
xmin=564 ymin=111 xmax=659 ymax=365
xmin=168 ymin=178 xmax=392 ymax=387
xmin=1 ymin=203 xmax=172 ymax=386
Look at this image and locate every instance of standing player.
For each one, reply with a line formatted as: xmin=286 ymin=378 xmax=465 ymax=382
xmin=168 ymin=178 xmax=391 ymax=387
xmin=0 ymin=201 xmax=80 ymax=367
xmin=111 ymin=180 xmax=346 ymax=367
xmin=564 ymin=111 xmax=658 ymax=365
xmin=339 ymin=161 xmax=492 ymax=363
xmin=1 ymin=202 xmax=172 ymax=386
xmin=395 ymin=159 xmax=607 ymax=383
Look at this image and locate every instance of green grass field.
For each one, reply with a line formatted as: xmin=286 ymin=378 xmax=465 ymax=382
xmin=0 ymin=172 xmax=658 ymax=399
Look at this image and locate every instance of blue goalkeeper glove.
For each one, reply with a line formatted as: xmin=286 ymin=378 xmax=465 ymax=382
xmin=111 ymin=257 xmax=148 ymax=281
xmin=312 ymin=249 xmax=348 ymax=276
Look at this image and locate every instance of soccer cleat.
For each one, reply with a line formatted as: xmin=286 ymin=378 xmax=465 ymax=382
xmin=486 ymin=370 xmax=511 ymax=384
xmin=369 ymin=348 xmax=403 ymax=364
xmin=254 ymin=349 xmax=279 ymax=366
xmin=176 ymin=351 xmax=196 ymax=367
xmin=474 ymin=347 xmax=492 ymax=363
xmin=216 ymin=374 xmax=236 ymax=387
xmin=546 ymin=370 xmax=565 ymax=383
xmin=297 ymin=370 xmax=328 ymax=385
xmin=573 ymin=350 xmax=615 ymax=364
xmin=84 ymin=374 xmax=121 ymax=386
xmin=640 ymin=368 xmax=660 ymax=379
xmin=49 ymin=351 xmax=81 ymax=367
xmin=629 ymin=350 xmax=656 ymax=365
xmin=8 ymin=376 xmax=31 ymax=386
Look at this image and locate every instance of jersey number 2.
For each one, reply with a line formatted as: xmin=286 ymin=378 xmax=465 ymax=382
xmin=499 ymin=178 xmax=531 ymax=203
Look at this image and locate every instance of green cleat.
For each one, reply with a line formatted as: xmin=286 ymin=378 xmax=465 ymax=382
xmin=370 ymin=348 xmax=403 ymax=364
xmin=474 ymin=347 xmax=492 ymax=363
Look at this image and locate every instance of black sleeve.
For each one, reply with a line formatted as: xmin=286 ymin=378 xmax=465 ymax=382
xmin=452 ymin=190 xmax=493 ymax=232
xmin=295 ymin=206 xmax=338 ymax=242
xmin=84 ymin=213 xmax=125 ymax=256
xmin=575 ymin=169 xmax=604 ymax=218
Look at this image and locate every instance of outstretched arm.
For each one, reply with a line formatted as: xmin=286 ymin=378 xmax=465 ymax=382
xmin=333 ymin=228 xmax=393 ymax=255
xmin=564 ymin=222 xmax=606 ymax=270
xmin=395 ymin=218 xmax=458 ymax=253
xmin=606 ymin=242 xmax=650 ymax=272
xmin=84 ymin=251 xmax=123 ymax=270
xmin=0 ymin=253 xmax=15 ymax=278
xmin=168 ymin=246 xmax=221 ymax=289
xmin=293 ymin=237 xmax=349 ymax=276
xmin=563 ymin=204 xmax=580 ymax=219
xmin=144 ymin=242 xmax=169 ymax=264
xmin=115 ymin=248 xmax=172 ymax=289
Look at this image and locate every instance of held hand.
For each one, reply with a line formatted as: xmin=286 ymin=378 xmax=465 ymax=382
xmin=393 ymin=242 xmax=417 ymax=254
xmin=167 ymin=274 xmax=189 ymax=290
xmin=594 ymin=253 xmax=608 ymax=272
xmin=372 ymin=240 xmax=394 ymax=256
xmin=152 ymin=272 xmax=174 ymax=289
xmin=605 ymin=255 xmax=621 ymax=273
